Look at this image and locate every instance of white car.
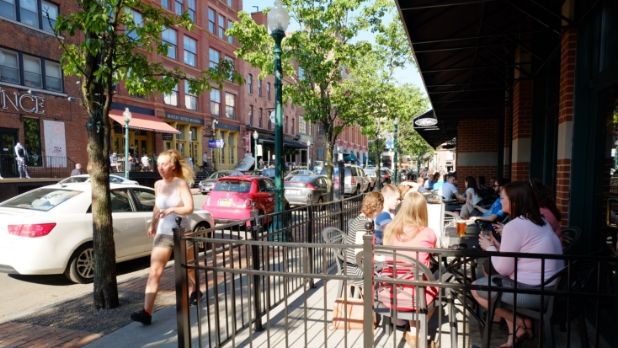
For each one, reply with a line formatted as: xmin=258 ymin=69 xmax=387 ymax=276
xmin=58 ymin=174 xmax=139 ymax=185
xmin=0 ymin=183 xmax=214 ymax=283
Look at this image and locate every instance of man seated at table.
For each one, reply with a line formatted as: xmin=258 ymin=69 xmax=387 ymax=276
xmin=471 ymin=178 xmax=510 ymax=226
xmin=440 ymin=173 xmax=464 ymax=211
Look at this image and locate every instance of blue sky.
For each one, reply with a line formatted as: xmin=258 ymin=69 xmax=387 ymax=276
xmin=241 ymin=1 xmax=425 ymax=92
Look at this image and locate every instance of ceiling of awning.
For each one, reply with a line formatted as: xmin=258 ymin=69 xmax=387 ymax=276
xmin=396 ymin=0 xmax=565 ymax=147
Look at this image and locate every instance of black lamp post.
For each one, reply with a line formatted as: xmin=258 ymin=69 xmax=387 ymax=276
xmin=122 ymin=107 xmax=132 ymax=179
xmin=393 ymin=117 xmax=399 ymax=184
xmin=268 ymin=0 xmax=289 ymax=220
xmin=252 ymin=130 xmax=259 ymax=170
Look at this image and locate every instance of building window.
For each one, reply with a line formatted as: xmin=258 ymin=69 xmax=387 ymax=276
xmin=285 ymin=116 xmax=288 ymax=134
xmin=208 ymin=7 xmax=215 ymax=34
xmin=44 ymin=60 xmax=62 ymax=91
xmin=0 ymin=0 xmax=16 ymax=20
xmin=224 ymin=56 xmax=234 ymax=80
xmin=258 ymin=79 xmax=262 ymax=97
xmin=267 ymin=82 xmax=271 ymax=100
xmin=298 ymin=117 xmax=306 ymax=134
xmin=23 ymin=54 xmax=42 ymax=88
xmin=19 ymin=0 xmax=37 ymax=27
xmin=217 ymin=15 xmax=225 ymax=40
xmin=249 ymin=105 xmax=254 ymax=125
xmin=227 ymin=0 xmax=233 ymax=8
xmin=161 ymin=0 xmax=169 ymax=10
xmin=208 ymin=48 xmax=219 ymax=69
xmin=183 ymin=36 xmax=197 ymax=67
xmin=210 ymin=88 xmax=220 ymax=116
xmin=127 ymin=9 xmax=143 ymax=41
xmin=259 ymin=108 xmax=263 ymax=128
xmin=0 ymin=49 xmax=19 ymax=84
xmin=23 ymin=117 xmax=41 ymax=166
xmin=41 ymin=0 xmax=57 ymax=33
xmin=187 ymin=0 xmax=195 ymax=22
xmin=291 ymin=118 xmax=295 ymax=135
xmin=162 ymin=27 xmax=177 ymax=59
xmin=174 ymin=0 xmax=182 ymax=16
xmin=225 ymin=93 xmax=235 ymax=119
xmin=227 ymin=21 xmax=234 ymax=44
xmin=298 ymin=66 xmax=305 ymax=80
xmin=247 ymin=73 xmax=253 ymax=95
xmin=184 ymin=80 xmax=197 ymax=110
xmin=164 ymin=83 xmax=178 ymax=106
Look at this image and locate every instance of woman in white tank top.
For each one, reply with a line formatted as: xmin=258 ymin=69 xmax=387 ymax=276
xmin=131 ymin=149 xmax=196 ymax=325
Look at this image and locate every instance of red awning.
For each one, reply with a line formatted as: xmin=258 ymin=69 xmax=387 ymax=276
xmin=109 ymin=110 xmax=180 ymax=134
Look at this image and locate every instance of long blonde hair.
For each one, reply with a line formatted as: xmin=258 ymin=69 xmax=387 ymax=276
xmin=383 ymin=191 xmax=428 ymax=244
xmin=158 ymin=149 xmax=195 ymax=186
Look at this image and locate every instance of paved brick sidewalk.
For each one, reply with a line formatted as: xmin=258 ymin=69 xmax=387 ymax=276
xmin=0 ymin=266 xmax=176 ymax=348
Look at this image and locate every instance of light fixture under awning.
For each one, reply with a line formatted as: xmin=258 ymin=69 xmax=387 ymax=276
xmin=109 ymin=110 xmax=180 ymax=134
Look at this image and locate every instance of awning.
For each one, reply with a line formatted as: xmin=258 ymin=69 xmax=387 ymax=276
xmin=109 ymin=110 xmax=180 ymax=134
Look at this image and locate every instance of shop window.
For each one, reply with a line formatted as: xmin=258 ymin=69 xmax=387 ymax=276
xmin=176 ymin=125 xmax=185 ymax=140
xmin=208 ymin=7 xmax=215 ymax=34
xmin=210 ymin=88 xmax=220 ymax=116
xmin=0 ymin=49 xmax=19 ymax=84
xmin=0 ymin=0 xmax=16 ymax=20
xmin=164 ymin=83 xmax=178 ymax=106
xmin=217 ymin=14 xmax=225 ymax=40
xmin=23 ymin=54 xmax=42 ymax=88
xmin=187 ymin=0 xmax=195 ymax=22
xmin=184 ymin=80 xmax=197 ymax=110
xmin=208 ymin=48 xmax=219 ymax=69
xmin=23 ymin=117 xmax=41 ymax=166
xmin=247 ymin=73 xmax=253 ymax=94
xmin=45 ymin=60 xmax=62 ymax=92
xmin=162 ymin=27 xmax=177 ymax=59
xmin=190 ymin=127 xmax=197 ymax=141
xmin=229 ymin=134 xmax=235 ymax=164
xmin=184 ymin=35 xmax=197 ymax=67
xmin=225 ymin=92 xmax=235 ymax=119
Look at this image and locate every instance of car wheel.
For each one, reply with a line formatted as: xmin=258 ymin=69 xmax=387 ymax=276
xmin=65 ymin=243 xmax=94 ymax=284
xmin=192 ymin=222 xmax=211 ymax=252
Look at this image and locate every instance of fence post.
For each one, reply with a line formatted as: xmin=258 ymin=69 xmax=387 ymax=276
xmin=362 ymin=228 xmax=374 ymax=348
xmin=172 ymin=217 xmax=191 ymax=348
xmin=338 ymin=160 xmax=346 ymax=231
xmin=306 ymin=203 xmax=315 ymax=288
xmin=250 ymin=203 xmax=264 ymax=331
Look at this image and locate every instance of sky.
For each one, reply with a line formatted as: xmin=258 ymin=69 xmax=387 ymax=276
xmin=241 ymin=0 xmax=426 ymax=92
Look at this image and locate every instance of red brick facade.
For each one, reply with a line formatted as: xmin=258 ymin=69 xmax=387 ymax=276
xmin=456 ymin=119 xmax=499 ymax=190
xmin=510 ymin=79 xmax=532 ymax=181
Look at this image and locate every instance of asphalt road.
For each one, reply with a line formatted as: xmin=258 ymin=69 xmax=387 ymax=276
xmin=0 ymin=192 xmax=208 ymax=324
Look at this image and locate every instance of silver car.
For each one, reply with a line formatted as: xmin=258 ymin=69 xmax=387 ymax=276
xmin=284 ymin=175 xmax=329 ymax=206
xmin=199 ymin=170 xmax=243 ymax=194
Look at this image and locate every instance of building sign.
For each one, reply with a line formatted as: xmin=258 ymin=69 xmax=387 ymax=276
xmin=43 ymin=120 xmax=66 ymax=167
xmin=0 ymin=88 xmax=45 ymax=114
xmin=208 ymin=139 xmax=224 ymax=148
xmin=165 ymin=112 xmax=203 ymax=125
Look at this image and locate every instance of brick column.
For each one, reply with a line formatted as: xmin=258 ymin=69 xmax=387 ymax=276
xmin=511 ymin=79 xmax=533 ymax=181
xmin=556 ymin=27 xmax=577 ymax=227
xmin=456 ymin=119 xmax=499 ymax=188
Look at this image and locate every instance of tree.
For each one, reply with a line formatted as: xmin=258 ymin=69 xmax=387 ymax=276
xmin=55 ymin=0 xmax=237 ymax=309
xmin=228 ymin=0 xmax=375 ymax=189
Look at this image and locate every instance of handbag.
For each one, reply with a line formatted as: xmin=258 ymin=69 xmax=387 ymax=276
xmin=331 ymin=297 xmax=365 ymax=330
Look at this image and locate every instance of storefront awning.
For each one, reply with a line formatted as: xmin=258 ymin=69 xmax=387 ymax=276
xmin=109 ymin=110 xmax=180 ymax=134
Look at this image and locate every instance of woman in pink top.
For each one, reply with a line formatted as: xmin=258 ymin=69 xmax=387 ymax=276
xmin=378 ymin=192 xmax=438 ymax=338
xmin=472 ymin=181 xmax=563 ymax=348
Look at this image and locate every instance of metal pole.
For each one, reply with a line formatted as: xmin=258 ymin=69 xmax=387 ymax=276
xmin=172 ymin=217 xmax=191 ymax=348
xmin=272 ymin=28 xmax=285 ymax=225
xmin=253 ymin=135 xmax=258 ymax=170
xmin=124 ymin=121 xmax=130 ymax=179
xmin=393 ymin=119 xmax=399 ymax=185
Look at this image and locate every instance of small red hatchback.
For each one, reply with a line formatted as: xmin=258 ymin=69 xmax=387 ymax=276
xmin=202 ymin=175 xmax=276 ymax=225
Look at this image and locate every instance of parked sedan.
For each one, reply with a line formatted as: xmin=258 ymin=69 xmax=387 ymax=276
xmin=284 ymin=169 xmax=315 ymax=180
xmin=58 ymin=174 xmax=139 ymax=185
xmin=0 ymin=183 xmax=214 ymax=283
xmin=284 ymin=175 xmax=329 ymax=206
xmin=198 ymin=170 xmax=243 ymax=194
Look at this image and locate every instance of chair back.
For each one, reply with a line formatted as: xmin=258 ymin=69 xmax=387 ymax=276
xmin=321 ymin=227 xmax=346 ymax=275
xmin=560 ymin=226 xmax=582 ymax=254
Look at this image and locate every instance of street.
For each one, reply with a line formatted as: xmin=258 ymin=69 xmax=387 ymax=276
xmin=0 ymin=192 xmax=207 ymax=325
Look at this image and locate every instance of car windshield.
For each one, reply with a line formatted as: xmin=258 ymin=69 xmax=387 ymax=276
xmin=0 ymin=188 xmax=81 ymax=211
xmin=58 ymin=176 xmax=88 ymax=183
xmin=214 ymin=180 xmax=251 ymax=193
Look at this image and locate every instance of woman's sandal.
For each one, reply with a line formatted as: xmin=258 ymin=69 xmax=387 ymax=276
xmin=499 ymin=324 xmax=533 ymax=348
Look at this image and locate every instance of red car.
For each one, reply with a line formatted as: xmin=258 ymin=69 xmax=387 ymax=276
xmin=202 ymin=175 xmax=277 ymax=226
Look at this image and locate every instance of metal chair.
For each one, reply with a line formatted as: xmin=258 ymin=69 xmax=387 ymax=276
xmin=321 ymin=226 xmax=364 ymax=298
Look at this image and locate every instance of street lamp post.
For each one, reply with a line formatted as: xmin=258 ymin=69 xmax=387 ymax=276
xmin=253 ymin=130 xmax=259 ymax=170
xmin=306 ymin=140 xmax=311 ymax=169
xmin=268 ymin=0 xmax=289 ymax=222
xmin=122 ymin=107 xmax=132 ymax=179
xmin=212 ymin=119 xmax=218 ymax=171
xmin=393 ymin=117 xmax=400 ymax=185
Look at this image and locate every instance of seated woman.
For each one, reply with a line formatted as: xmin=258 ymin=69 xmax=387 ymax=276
xmin=343 ymin=192 xmax=383 ymax=286
xmin=472 ymin=181 xmax=564 ymax=348
xmin=377 ymin=192 xmax=438 ymax=339
xmin=460 ymin=176 xmax=482 ymax=219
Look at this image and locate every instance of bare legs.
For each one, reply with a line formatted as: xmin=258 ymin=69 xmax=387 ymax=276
xmin=472 ymin=289 xmax=532 ymax=347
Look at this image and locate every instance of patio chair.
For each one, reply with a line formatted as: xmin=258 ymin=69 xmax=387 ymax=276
xmin=373 ymin=250 xmax=438 ymax=348
xmin=560 ymin=226 xmax=582 ymax=254
xmin=321 ymin=227 xmax=364 ymax=298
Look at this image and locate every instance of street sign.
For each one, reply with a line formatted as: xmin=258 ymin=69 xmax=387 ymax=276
xmin=208 ymin=139 xmax=224 ymax=149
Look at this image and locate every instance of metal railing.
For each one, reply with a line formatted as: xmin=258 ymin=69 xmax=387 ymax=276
xmin=0 ymin=154 xmax=75 ymax=178
xmin=172 ymin=201 xmax=618 ymax=348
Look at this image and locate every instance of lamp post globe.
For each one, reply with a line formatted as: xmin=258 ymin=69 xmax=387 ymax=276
xmin=122 ymin=107 xmax=132 ymax=179
xmin=252 ymin=130 xmax=259 ymax=170
xmin=269 ymin=0 xmax=289 ymax=232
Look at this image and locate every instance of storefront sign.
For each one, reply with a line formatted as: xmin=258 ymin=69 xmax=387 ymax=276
xmin=208 ymin=139 xmax=224 ymax=148
xmin=0 ymin=88 xmax=45 ymax=114
xmin=43 ymin=120 xmax=66 ymax=167
xmin=165 ymin=112 xmax=203 ymax=125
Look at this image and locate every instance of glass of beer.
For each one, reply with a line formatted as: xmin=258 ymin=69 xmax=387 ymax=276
xmin=456 ymin=220 xmax=467 ymax=237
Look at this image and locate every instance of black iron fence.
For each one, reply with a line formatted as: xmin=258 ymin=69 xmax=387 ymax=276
xmin=0 ymin=154 xmax=75 ymax=178
xmin=172 ymin=199 xmax=618 ymax=348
